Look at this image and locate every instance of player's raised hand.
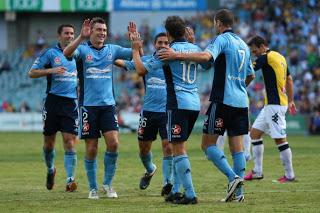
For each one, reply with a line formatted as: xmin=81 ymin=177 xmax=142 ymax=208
xmin=50 ymin=66 xmax=67 ymax=74
xmin=185 ymin=27 xmax=196 ymax=44
xmin=127 ymin=21 xmax=137 ymax=41
xmin=131 ymin=32 xmax=142 ymax=50
xmin=80 ymin=19 xmax=91 ymax=39
xmin=157 ymin=47 xmax=177 ymax=61
xmin=288 ymin=101 xmax=297 ymax=115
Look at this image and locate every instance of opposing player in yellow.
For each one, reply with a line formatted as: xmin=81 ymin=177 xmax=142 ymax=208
xmin=245 ymin=36 xmax=296 ymax=183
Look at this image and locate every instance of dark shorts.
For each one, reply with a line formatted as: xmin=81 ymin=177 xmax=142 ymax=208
xmin=203 ymin=102 xmax=249 ymax=136
xmin=79 ymin=105 xmax=118 ymax=139
xmin=138 ymin=111 xmax=167 ymax=142
xmin=167 ymin=109 xmax=199 ymax=143
xmin=42 ymin=94 xmax=78 ymax=136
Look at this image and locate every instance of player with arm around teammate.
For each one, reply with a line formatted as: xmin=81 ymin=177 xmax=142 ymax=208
xmin=132 ymin=16 xmax=210 ymax=205
xmin=64 ymin=17 xmax=135 ymax=199
xmin=158 ymin=9 xmax=255 ymax=202
xmin=29 ymin=24 xmax=79 ymax=192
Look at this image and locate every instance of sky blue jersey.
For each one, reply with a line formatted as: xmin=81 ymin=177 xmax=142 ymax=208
xmin=205 ymin=30 xmax=254 ymax=108
xmin=31 ymin=44 xmax=77 ymax=99
xmin=143 ymin=39 xmax=204 ymax=111
xmin=124 ymin=53 xmax=166 ymax=113
xmin=74 ymin=41 xmax=132 ymax=106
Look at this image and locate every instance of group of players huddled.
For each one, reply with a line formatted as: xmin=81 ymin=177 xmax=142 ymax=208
xmin=28 ymin=9 xmax=296 ymax=204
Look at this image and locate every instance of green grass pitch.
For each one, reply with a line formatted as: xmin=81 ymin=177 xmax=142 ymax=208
xmin=0 ymin=132 xmax=319 ymax=212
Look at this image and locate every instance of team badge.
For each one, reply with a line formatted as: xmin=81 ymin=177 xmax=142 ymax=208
xmin=215 ymin=118 xmax=224 ymax=128
xmin=172 ymin=124 xmax=181 ymax=134
xmin=54 ymin=57 xmax=62 ymax=65
xmin=106 ymin=53 xmax=112 ymax=60
xmin=86 ymin=55 xmax=93 ymax=63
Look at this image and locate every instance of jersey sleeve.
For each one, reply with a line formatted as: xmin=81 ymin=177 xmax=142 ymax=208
xmin=253 ymin=54 xmax=267 ymax=71
xmin=205 ymin=36 xmax=226 ymax=61
xmin=124 ymin=60 xmax=135 ymax=71
xmin=114 ymin=45 xmax=132 ymax=60
xmin=31 ymin=49 xmax=51 ymax=69
xmin=73 ymin=44 xmax=86 ymax=61
xmin=143 ymin=55 xmax=163 ymax=73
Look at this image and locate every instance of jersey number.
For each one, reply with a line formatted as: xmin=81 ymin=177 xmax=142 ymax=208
xmin=238 ymin=50 xmax=245 ymax=72
xmin=181 ymin=61 xmax=197 ymax=84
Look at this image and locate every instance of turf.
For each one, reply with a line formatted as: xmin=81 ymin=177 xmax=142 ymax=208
xmin=0 ymin=132 xmax=319 ymax=212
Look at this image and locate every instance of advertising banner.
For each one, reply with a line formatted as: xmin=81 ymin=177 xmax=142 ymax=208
xmin=113 ymin=0 xmax=207 ymax=11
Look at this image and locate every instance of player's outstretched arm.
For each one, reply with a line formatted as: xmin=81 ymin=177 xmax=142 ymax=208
xmin=286 ymin=75 xmax=297 ymax=114
xmin=245 ymin=74 xmax=255 ymax=86
xmin=28 ymin=66 xmax=66 ymax=78
xmin=114 ymin=60 xmax=126 ymax=69
xmin=63 ymin=19 xmax=90 ymax=57
xmin=158 ymin=48 xmax=211 ymax=63
xmin=131 ymin=36 xmax=147 ymax=76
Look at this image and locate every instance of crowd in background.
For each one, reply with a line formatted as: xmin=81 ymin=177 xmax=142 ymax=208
xmin=0 ymin=0 xmax=319 ymax=133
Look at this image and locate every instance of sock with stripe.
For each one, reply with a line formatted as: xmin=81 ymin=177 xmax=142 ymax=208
xmin=174 ymin=154 xmax=196 ymax=199
xmin=252 ymin=139 xmax=264 ymax=175
xmin=278 ymin=142 xmax=295 ymax=179
xmin=103 ymin=152 xmax=118 ymax=186
xmin=84 ymin=158 xmax=97 ymax=190
xmin=43 ymin=148 xmax=55 ymax=174
xmin=205 ymin=145 xmax=236 ymax=182
xmin=162 ymin=156 xmax=173 ymax=185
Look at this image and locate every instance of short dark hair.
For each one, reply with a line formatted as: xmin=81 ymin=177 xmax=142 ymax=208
xmin=154 ymin=32 xmax=167 ymax=44
xmin=248 ymin=36 xmax=268 ymax=47
xmin=165 ymin=16 xmax=186 ymax=39
xmin=90 ymin=17 xmax=106 ymax=28
xmin=57 ymin=24 xmax=74 ymax=35
xmin=215 ymin=9 xmax=234 ymax=27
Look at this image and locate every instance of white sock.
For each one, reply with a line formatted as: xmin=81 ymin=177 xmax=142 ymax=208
xmin=243 ymin=134 xmax=251 ymax=161
xmin=252 ymin=139 xmax=264 ymax=175
xmin=216 ymin=135 xmax=225 ymax=151
xmin=278 ymin=142 xmax=295 ymax=179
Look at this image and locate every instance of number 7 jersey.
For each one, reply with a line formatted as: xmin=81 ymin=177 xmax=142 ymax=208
xmin=205 ymin=30 xmax=254 ymax=108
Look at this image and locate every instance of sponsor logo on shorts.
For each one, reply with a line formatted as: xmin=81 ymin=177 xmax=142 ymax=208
xmin=215 ymin=118 xmax=224 ymax=128
xmin=138 ymin=127 xmax=144 ymax=135
xmin=82 ymin=122 xmax=89 ymax=135
xmin=172 ymin=124 xmax=181 ymax=135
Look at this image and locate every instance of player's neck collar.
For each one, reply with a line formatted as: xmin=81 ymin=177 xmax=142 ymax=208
xmin=56 ymin=43 xmax=63 ymax=51
xmin=87 ymin=40 xmax=105 ymax=50
xmin=169 ymin=38 xmax=187 ymax=46
xmin=222 ymin=29 xmax=233 ymax=34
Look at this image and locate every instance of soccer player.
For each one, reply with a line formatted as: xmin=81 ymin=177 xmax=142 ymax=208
xmin=131 ymin=16 xmax=209 ymax=205
xmin=158 ymin=9 xmax=255 ymax=202
xmin=244 ymin=35 xmax=296 ymax=183
xmin=63 ymin=17 xmax=134 ymax=199
xmin=114 ymin=33 xmax=174 ymax=196
xmin=28 ymin=24 xmax=78 ymax=192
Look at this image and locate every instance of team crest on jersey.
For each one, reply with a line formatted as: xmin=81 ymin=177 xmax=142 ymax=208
xmin=54 ymin=57 xmax=62 ymax=65
xmin=215 ymin=118 xmax=224 ymax=128
xmin=172 ymin=124 xmax=181 ymax=135
xmin=106 ymin=53 xmax=112 ymax=60
xmin=86 ymin=55 xmax=93 ymax=63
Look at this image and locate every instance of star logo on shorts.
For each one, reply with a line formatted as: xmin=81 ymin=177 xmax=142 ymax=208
xmin=215 ymin=118 xmax=224 ymax=128
xmin=272 ymin=113 xmax=279 ymax=124
xmin=172 ymin=124 xmax=181 ymax=135
xmin=138 ymin=127 xmax=144 ymax=135
xmin=83 ymin=122 xmax=89 ymax=132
